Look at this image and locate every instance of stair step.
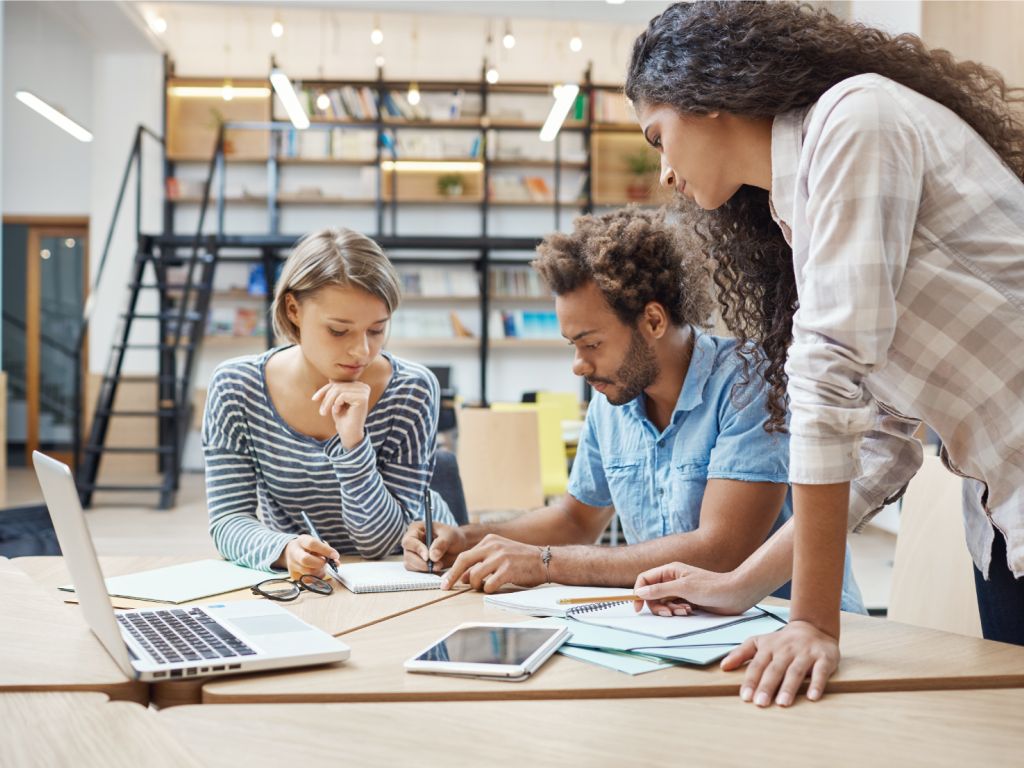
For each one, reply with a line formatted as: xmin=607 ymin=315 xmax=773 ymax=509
xmin=84 ymin=446 xmax=174 ymax=455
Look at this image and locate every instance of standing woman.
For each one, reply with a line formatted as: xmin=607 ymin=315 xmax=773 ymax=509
xmin=625 ymin=1 xmax=1024 ymax=707
xmin=203 ymin=228 xmax=454 ymax=579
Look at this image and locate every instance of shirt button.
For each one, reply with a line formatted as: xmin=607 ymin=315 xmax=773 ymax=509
xmin=657 ymin=489 xmax=664 ymax=496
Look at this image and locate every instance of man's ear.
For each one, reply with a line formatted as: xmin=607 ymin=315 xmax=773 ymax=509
xmin=642 ymin=301 xmax=669 ymax=340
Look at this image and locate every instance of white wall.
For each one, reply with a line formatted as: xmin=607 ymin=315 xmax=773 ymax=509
xmin=849 ymin=1 xmax=922 ymax=35
xmin=2 ymin=0 xmax=94 ymax=215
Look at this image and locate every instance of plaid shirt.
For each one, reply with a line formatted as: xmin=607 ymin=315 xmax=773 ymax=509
xmin=769 ymin=74 xmax=1024 ymax=578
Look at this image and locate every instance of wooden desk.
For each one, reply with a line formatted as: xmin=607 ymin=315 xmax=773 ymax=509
xmin=0 ymin=693 xmax=201 ymax=767
xmin=163 ymin=690 xmax=1024 ymax=767
xmin=14 ymin=555 xmax=460 ymax=637
xmin=0 ymin=558 xmax=147 ymax=703
xmin=203 ymin=590 xmax=1024 ymax=704
xmin=13 ymin=555 xmax=461 ymax=708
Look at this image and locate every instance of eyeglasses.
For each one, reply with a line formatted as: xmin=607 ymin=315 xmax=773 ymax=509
xmin=251 ymin=574 xmax=333 ymax=602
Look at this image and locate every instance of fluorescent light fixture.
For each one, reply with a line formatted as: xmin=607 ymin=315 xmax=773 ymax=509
xmin=270 ymin=69 xmax=310 ymax=129
xmin=146 ymin=14 xmax=167 ymax=35
xmin=569 ymin=36 xmax=583 ymax=52
xmin=169 ymin=86 xmax=270 ymax=98
xmin=606 ymin=0 xmax=626 ymax=4
xmin=540 ymin=84 xmax=580 ymax=142
xmin=15 ymin=91 xmax=93 ymax=142
xmin=271 ymin=20 xmax=284 ymax=38
xmin=485 ymin=67 xmax=500 ymax=84
xmin=381 ymin=160 xmax=483 ymax=172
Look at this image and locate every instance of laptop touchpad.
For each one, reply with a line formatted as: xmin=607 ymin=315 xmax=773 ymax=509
xmin=231 ymin=614 xmax=309 ymax=635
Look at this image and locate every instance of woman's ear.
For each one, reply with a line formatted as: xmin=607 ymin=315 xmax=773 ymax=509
xmin=285 ymin=293 xmax=301 ymax=330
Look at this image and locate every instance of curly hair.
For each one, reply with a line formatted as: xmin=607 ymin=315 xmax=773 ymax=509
xmin=531 ymin=206 xmax=713 ymax=330
xmin=625 ymin=0 xmax=1024 ymax=431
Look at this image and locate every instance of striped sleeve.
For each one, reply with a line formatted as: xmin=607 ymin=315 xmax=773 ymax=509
xmin=202 ymin=364 xmax=294 ymax=570
xmin=323 ymin=368 xmax=440 ymax=559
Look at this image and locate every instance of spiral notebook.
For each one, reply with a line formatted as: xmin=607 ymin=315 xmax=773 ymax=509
xmin=485 ymin=585 xmax=763 ymax=640
xmin=331 ymin=562 xmax=443 ymax=594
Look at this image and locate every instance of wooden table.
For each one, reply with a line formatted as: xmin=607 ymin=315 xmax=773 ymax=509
xmin=0 ymin=692 xmax=202 ymax=767
xmin=162 ymin=689 xmax=1024 ymax=767
xmin=0 ymin=558 xmax=147 ymax=703
xmin=203 ymin=589 xmax=1024 ymax=703
xmin=13 ymin=555 xmax=462 ymax=707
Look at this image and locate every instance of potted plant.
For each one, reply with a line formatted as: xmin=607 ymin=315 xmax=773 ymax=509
xmin=624 ymin=148 xmax=660 ymax=201
xmin=437 ymin=173 xmax=465 ymax=197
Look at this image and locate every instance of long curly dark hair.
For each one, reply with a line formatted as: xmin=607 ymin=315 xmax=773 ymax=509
xmin=626 ymin=0 xmax=1024 ymax=432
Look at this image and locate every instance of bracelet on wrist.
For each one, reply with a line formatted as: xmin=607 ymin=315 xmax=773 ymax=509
xmin=539 ymin=545 xmax=552 ymax=583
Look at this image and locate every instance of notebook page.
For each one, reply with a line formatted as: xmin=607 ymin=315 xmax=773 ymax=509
xmin=484 ymin=585 xmax=638 ymax=617
xmin=333 ymin=562 xmax=443 ymax=593
xmin=570 ymin=602 xmax=765 ymax=640
xmin=59 ymin=559 xmax=270 ymax=605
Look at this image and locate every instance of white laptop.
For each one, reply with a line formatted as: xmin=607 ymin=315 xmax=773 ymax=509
xmin=32 ymin=451 xmax=350 ymax=682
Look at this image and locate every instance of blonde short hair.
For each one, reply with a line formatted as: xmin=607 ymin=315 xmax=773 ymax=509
xmin=271 ymin=228 xmax=402 ymax=343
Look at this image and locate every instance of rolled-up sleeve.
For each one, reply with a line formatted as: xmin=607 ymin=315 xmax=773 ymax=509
xmin=785 ymin=85 xmax=924 ymax=485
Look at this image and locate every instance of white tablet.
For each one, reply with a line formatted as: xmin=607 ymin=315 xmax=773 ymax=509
xmin=404 ymin=622 xmax=570 ymax=680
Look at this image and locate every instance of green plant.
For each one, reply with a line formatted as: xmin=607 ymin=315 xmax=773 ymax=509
xmin=625 ymin=148 xmax=660 ymax=176
xmin=437 ymin=173 xmax=465 ymax=196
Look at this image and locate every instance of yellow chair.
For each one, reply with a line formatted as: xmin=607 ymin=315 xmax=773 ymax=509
xmin=536 ymin=391 xmax=581 ymax=423
xmin=491 ymin=402 xmax=569 ymax=499
xmin=455 ymin=407 xmax=544 ymax=515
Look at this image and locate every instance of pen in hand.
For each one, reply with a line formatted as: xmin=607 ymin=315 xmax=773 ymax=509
xmin=424 ymin=491 xmax=434 ymax=574
xmin=300 ymin=510 xmax=340 ymax=576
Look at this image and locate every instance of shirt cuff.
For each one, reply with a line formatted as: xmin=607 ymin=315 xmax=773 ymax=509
xmin=256 ymin=531 xmax=299 ymax=572
xmin=788 ymin=432 xmax=863 ymax=485
xmin=324 ymin=434 xmax=375 ymax=477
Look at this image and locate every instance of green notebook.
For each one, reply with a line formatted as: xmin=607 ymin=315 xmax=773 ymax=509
xmin=59 ymin=559 xmax=271 ymax=604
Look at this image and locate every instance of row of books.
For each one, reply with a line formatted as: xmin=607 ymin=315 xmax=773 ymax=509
xmin=398 ymin=267 xmax=479 ymax=298
xmin=489 ymin=267 xmax=551 ymax=299
xmin=492 ymin=309 xmax=561 ymax=340
xmin=207 ymin=307 xmax=266 ymax=337
xmin=592 ymin=91 xmax=635 ymax=124
xmin=291 ymin=85 xmax=484 ymax=123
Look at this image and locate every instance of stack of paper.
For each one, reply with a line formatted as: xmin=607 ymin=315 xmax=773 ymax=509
xmin=486 ymin=585 xmax=789 ymax=675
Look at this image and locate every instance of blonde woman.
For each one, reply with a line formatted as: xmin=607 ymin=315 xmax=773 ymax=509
xmin=202 ymin=227 xmax=454 ymax=578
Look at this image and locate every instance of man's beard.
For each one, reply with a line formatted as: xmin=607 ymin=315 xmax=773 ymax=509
xmin=599 ymin=329 xmax=660 ymax=406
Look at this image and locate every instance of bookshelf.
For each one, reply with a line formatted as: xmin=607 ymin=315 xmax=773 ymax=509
xmin=161 ymin=64 xmax=660 ymax=403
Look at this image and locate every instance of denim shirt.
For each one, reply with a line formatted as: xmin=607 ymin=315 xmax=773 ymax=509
xmin=568 ymin=329 xmax=865 ymax=613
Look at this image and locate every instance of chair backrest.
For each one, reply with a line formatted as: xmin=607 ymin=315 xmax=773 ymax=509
xmin=888 ymin=455 xmax=982 ymax=637
xmin=429 ymin=449 xmax=469 ymax=526
xmin=490 ymin=402 xmax=569 ymax=498
xmin=535 ymin=391 xmax=581 ymax=423
xmin=455 ymin=407 xmax=544 ymax=515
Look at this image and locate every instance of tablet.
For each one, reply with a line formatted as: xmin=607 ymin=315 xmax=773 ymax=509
xmin=404 ymin=622 xmax=569 ymax=680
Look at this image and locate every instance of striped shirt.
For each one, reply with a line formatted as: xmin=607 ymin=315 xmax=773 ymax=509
xmin=770 ymin=74 xmax=1024 ymax=578
xmin=202 ymin=347 xmax=454 ymax=570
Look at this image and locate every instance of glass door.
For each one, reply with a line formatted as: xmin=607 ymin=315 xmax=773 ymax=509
xmin=2 ymin=221 xmax=88 ymax=465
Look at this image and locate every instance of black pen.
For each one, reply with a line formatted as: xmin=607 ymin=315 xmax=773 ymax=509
xmin=301 ymin=510 xmax=340 ymax=580
xmin=424 ymin=490 xmax=434 ymax=574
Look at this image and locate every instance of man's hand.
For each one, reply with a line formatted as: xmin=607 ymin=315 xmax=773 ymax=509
xmin=277 ymin=535 xmax=341 ymax=581
xmin=440 ymin=534 xmax=545 ymax=592
xmin=721 ymin=620 xmax=840 ymax=707
xmin=312 ymin=380 xmax=370 ymax=449
xmin=633 ymin=561 xmax=763 ymax=617
xmin=402 ymin=520 xmax=467 ymax=573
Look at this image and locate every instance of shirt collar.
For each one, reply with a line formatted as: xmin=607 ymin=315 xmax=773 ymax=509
xmin=625 ymin=327 xmax=716 ymax=425
xmin=768 ymin=107 xmax=808 ymax=246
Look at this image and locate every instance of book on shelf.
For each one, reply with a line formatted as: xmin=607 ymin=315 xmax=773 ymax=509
xmin=500 ymin=310 xmax=561 ymax=340
xmin=247 ymin=263 xmax=285 ymax=296
xmin=593 ymin=91 xmax=636 ymax=124
xmin=489 ymin=266 xmax=551 ymax=299
xmin=398 ymin=266 xmax=478 ymax=298
xmin=390 ymin=308 xmax=478 ymax=340
xmin=206 ymin=306 xmax=267 ymax=338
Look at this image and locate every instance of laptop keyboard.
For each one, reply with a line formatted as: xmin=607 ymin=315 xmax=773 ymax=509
xmin=117 ymin=607 xmax=256 ymax=665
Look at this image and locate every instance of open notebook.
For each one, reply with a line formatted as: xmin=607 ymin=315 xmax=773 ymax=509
xmin=330 ymin=562 xmax=443 ymax=594
xmin=485 ymin=585 xmax=764 ymax=640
